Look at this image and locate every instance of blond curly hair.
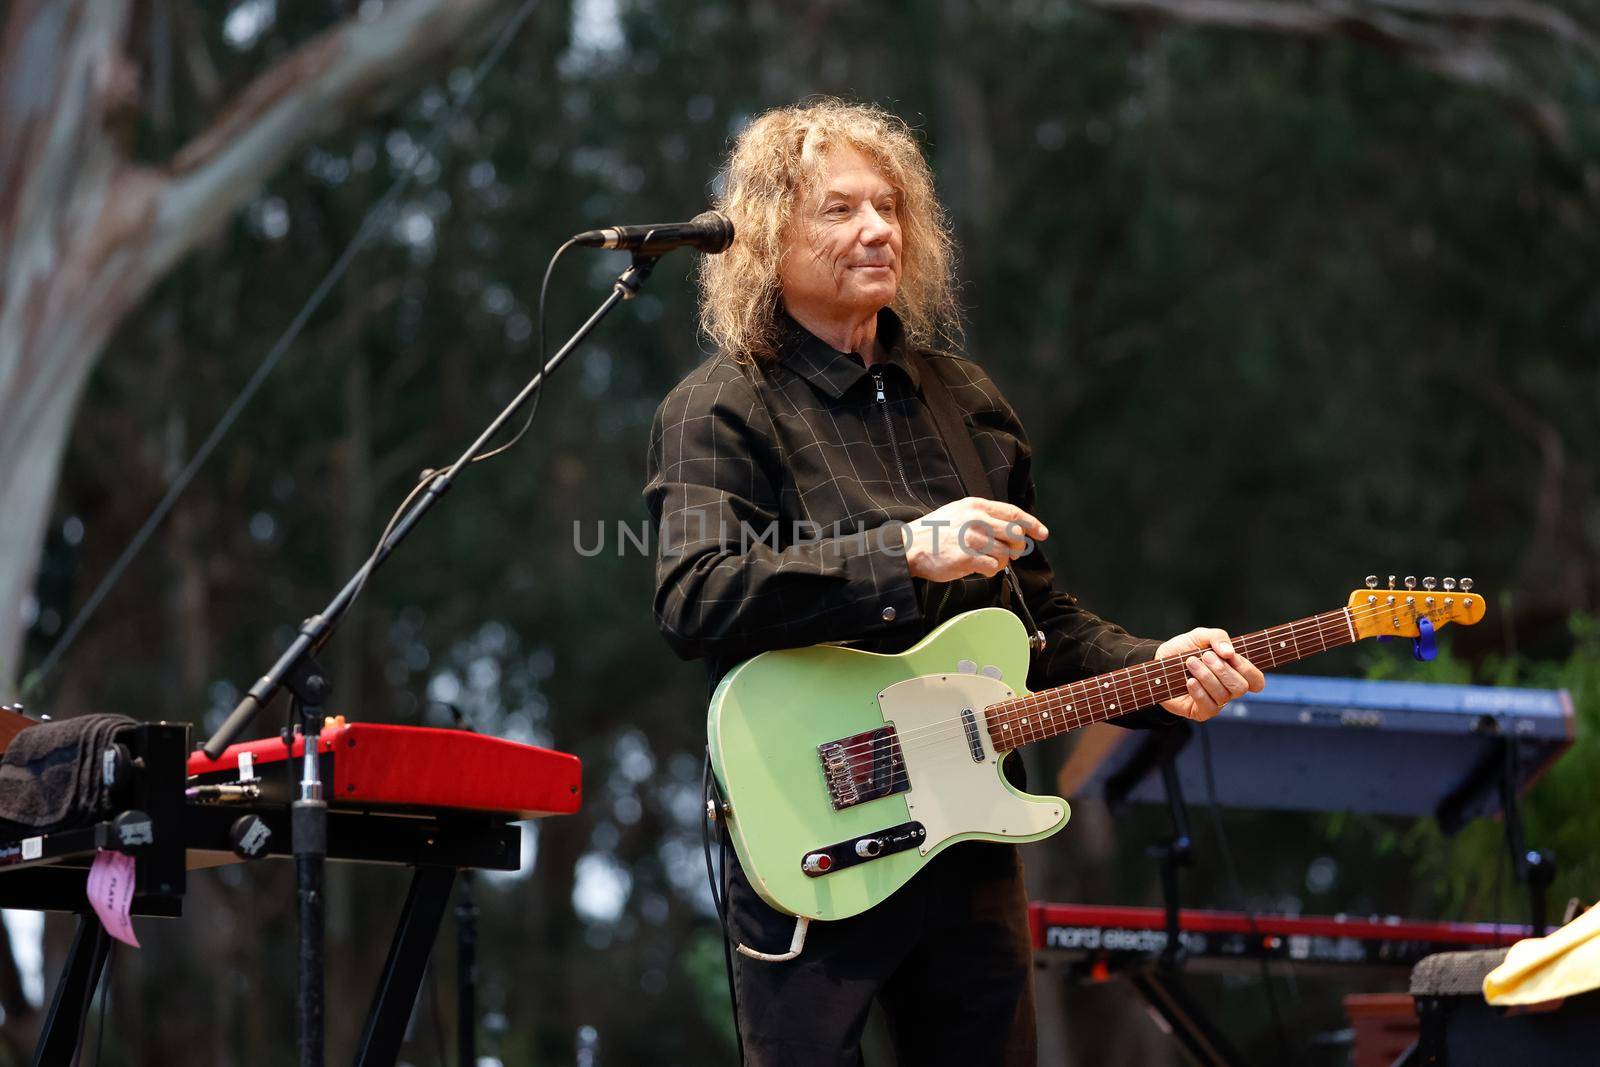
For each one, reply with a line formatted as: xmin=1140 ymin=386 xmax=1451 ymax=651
xmin=698 ymin=98 xmax=960 ymax=360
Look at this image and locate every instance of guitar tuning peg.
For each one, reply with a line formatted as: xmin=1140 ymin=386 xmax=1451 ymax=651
xmin=1388 ymin=575 xmax=1397 ymax=590
xmin=1404 ymin=576 xmax=1417 ymax=590
xmin=1442 ymin=577 xmax=1457 ymax=591
xmin=1364 ymin=575 xmax=1379 ymax=590
xmin=1422 ymin=576 xmax=1437 ymax=591
xmin=1460 ymin=578 xmax=1474 ymax=592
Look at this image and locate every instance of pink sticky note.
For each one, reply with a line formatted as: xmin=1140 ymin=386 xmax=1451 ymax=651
xmin=87 ymin=850 xmax=140 ymax=948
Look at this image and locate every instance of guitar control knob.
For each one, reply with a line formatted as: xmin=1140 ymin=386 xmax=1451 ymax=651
xmin=802 ymin=853 xmax=833 ymax=874
xmin=855 ymin=838 xmax=884 ymax=858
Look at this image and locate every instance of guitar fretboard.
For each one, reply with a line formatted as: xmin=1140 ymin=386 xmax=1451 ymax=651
xmin=984 ymin=609 xmax=1357 ymax=750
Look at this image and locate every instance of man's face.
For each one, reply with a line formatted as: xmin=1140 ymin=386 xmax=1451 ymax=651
xmin=777 ymin=147 xmax=903 ymax=327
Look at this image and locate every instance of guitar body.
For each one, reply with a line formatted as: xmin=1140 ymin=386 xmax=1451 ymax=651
xmin=708 ymin=608 xmax=1070 ymax=921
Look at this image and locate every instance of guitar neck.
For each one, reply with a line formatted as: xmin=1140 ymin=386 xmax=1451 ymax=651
xmin=985 ymin=608 xmax=1357 ymax=751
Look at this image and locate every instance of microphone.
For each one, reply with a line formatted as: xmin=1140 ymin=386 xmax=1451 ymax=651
xmin=572 ymin=210 xmax=734 ymax=254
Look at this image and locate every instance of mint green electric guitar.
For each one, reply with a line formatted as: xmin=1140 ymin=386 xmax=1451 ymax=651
xmin=708 ymin=582 xmax=1484 ymax=921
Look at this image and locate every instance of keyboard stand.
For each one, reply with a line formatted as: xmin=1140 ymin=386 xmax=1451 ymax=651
xmin=13 ymin=878 xmax=182 ymax=1067
xmin=34 ymin=915 xmax=110 ymax=1067
xmin=15 ymin=863 xmax=468 ymax=1067
xmin=354 ymin=865 xmax=457 ymax=1067
xmin=1126 ymin=968 xmax=1247 ymax=1067
xmin=1102 ymin=723 xmax=1247 ymax=1067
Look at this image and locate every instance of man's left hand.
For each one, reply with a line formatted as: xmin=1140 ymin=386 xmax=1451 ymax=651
xmin=1153 ymin=628 xmax=1266 ymax=722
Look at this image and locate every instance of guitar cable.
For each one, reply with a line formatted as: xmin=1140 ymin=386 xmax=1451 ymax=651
xmin=1198 ymin=727 xmax=1300 ymax=1062
xmin=702 ymin=750 xmax=749 ymax=1065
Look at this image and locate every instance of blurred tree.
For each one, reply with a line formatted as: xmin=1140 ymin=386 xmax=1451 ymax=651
xmin=0 ymin=0 xmax=514 ymax=699
xmin=5 ymin=0 xmax=1599 ymax=1063
xmin=1085 ymin=0 xmax=1600 ymax=156
xmin=0 ymin=0 xmax=516 ymax=1054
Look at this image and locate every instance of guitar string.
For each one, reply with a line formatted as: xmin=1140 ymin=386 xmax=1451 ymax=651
xmin=815 ymin=597 xmax=1463 ymax=778
xmin=823 ymin=618 xmax=1358 ymax=788
xmin=825 ymin=597 xmax=1463 ymax=786
xmin=822 ymin=613 xmax=1356 ymax=777
xmin=826 ymin=594 xmax=1444 ymax=761
xmin=822 ymin=616 xmax=1341 ymax=770
xmin=824 ymin=600 xmax=1417 ymax=776
xmin=986 ymin=613 xmax=1351 ymax=743
xmin=823 ymin=607 xmax=1357 ymax=762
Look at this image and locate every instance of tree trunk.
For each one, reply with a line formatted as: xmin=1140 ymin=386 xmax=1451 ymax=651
xmin=0 ymin=0 xmax=513 ymax=698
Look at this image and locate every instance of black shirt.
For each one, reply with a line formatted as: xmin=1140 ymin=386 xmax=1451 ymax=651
xmin=644 ymin=309 xmax=1167 ymax=726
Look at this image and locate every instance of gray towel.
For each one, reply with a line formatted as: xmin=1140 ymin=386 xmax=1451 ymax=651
xmin=0 ymin=714 xmax=136 ymax=830
xmin=1411 ymin=948 xmax=1514 ymax=997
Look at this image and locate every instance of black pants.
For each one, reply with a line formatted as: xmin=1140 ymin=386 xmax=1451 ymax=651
xmin=725 ymin=840 xmax=1036 ymax=1066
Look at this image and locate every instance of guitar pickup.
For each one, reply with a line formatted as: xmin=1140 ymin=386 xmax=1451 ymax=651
xmin=960 ymin=708 xmax=984 ymax=762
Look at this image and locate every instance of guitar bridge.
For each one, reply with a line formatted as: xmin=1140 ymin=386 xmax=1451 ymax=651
xmin=817 ymin=726 xmax=909 ymax=810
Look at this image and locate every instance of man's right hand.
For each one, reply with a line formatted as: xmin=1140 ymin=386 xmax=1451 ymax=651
xmin=902 ymin=497 xmax=1048 ymax=583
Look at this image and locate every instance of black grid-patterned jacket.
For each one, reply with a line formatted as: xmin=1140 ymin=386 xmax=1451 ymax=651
xmin=644 ymin=309 xmax=1167 ymax=726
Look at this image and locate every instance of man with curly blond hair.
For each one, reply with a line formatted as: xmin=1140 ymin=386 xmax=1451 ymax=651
xmin=645 ymin=98 xmax=1263 ymax=1064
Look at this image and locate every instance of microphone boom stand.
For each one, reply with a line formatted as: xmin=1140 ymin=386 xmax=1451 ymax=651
xmin=203 ymin=252 xmax=661 ymax=1067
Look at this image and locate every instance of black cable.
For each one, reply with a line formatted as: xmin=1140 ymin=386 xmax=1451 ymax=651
xmin=338 ymin=235 xmax=575 ymax=621
xmin=21 ymin=0 xmax=543 ymax=701
xmin=92 ymin=942 xmax=113 ymax=1067
xmin=70 ymin=940 xmax=114 ymax=1067
xmin=459 ymin=236 xmax=577 ymax=465
xmin=702 ymin=750 xmax=747 ymax=1065
xmin=428 ymin=960 xmax=448 ymax=1067
xmin=1197 ymin=728 xmax=1297 ymax=1063
xmin=1493 ymin=826 xmax=1507 ymax=940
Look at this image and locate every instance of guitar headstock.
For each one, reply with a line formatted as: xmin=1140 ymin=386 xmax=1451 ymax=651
xmin=1347 ymin=575 xmax=1486 ymax=639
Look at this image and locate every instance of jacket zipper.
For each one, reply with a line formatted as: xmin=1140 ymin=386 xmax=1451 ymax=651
xmin=877 ymin=368 xmax=955 ymax=623
xmin=873 ymin=370 xmax=915 ymax=499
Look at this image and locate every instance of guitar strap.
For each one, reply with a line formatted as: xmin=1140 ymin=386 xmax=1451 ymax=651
xmin=905 ymin=348 xmax=1046 ymax=654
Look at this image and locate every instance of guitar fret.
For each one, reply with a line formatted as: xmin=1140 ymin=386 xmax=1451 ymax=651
xmin=986 ymin=609 xmax=1359 ymax=751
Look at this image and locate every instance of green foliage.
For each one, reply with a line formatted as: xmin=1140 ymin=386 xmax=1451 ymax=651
xmin=681 ymin=929 xmax=738 ymax=1048
xmin=1360 ymin=616 xmax=1600 ymax=920
xmin=14 ymin=1 xmax=1600 ymax=1063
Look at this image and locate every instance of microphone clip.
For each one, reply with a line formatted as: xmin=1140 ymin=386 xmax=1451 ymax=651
xmin=615 ymin=253 xmax=660 ymax=300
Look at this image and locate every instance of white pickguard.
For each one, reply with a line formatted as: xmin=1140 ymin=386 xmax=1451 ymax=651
xmin=876 ymin=673 xmax=1067 ymax=854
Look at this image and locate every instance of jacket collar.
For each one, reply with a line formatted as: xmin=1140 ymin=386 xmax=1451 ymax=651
xmin=776 ymin=307 xmax=921 ymax=399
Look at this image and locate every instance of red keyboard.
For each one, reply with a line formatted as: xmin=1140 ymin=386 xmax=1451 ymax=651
xmin=1031 ymin=902 xmax=1526 ymax=971
xmin=187 ymin=722 xmax=581 ymax=819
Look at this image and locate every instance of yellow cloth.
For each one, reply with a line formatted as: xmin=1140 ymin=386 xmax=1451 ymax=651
xmin=1483 ymin=903 xmax=1600 ymax=1006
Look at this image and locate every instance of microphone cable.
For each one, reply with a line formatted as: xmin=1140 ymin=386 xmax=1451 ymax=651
xmin=21 ymin=0 xmax=542 ymax=702
xmin=331 ymin=234 xmax=575 ymax=628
